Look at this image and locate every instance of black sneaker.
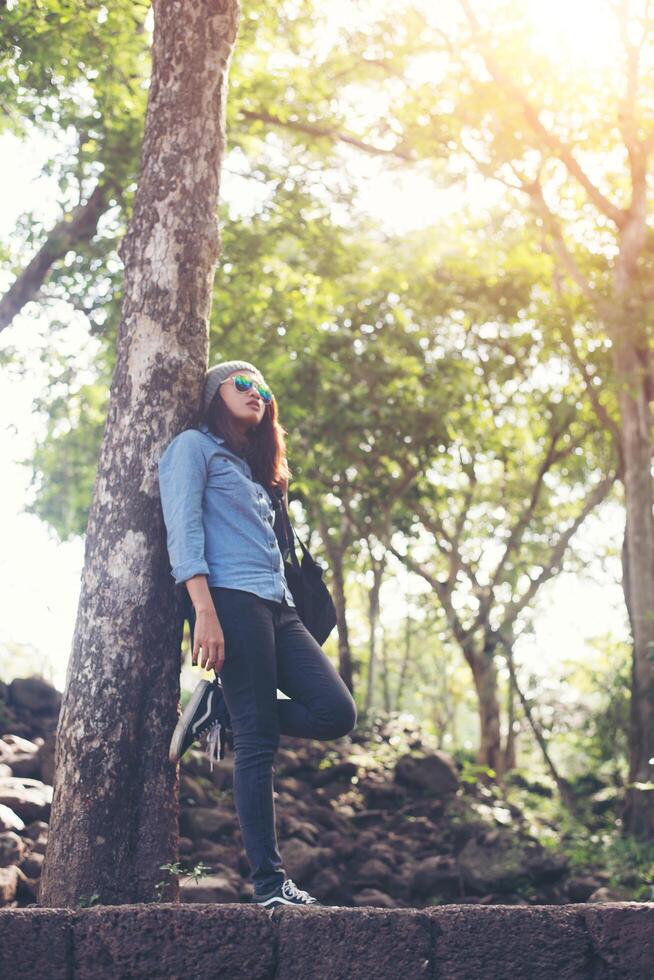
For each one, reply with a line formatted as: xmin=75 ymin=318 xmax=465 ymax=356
xmin=252 ymin=877 xmax=321 ymax=910
xmin=169 ymin=678 xmax=231 ymax=768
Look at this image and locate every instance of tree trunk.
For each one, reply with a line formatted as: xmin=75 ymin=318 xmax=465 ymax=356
xmin=395 ymin=609 xmax=413 ymax=711
xmin=364 ymin=554 xmax=385 ymax=714
xmin=613 ymin=306 xmax=654 ymax=837
xmin=379 ymin=626 xmax=391 ymax=712
xmin=40 ymin=0 xmax=241 ymax=907
xmin=329 ymin=552 xmax=355 ymax=694
xmin=503 ymin=664 xmax=517 ymax=772
xmin=466 ymin=640 xmax=502 ymax=774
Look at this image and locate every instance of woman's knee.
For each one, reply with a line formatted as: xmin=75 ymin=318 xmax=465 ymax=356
xmin=322 ymin=693 xmax=357 ymax=739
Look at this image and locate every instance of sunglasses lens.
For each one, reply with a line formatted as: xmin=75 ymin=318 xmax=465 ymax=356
xmin=234 ymin=375 xmax=273 ymax=402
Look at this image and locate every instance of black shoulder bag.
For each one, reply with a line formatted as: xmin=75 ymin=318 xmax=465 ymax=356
xmin=266 ymin=486 xmax=337 ymax=646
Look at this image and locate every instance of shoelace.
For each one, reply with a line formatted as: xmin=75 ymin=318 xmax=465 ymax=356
xmin=282 ymin=878 xmax=316 ymax=903
xmin=205 ymin=720 xmax=223 ymax=772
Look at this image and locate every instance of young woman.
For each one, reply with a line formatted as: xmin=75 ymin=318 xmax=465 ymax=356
xmin=157 ymin=359 xmax=357 ymax=910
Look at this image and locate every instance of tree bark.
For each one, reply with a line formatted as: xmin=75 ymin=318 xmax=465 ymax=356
xmin=466 ymin=640 xmax=503 ymax=774
xmin=40 ymin=0 xmax=241 ymax=907
xmin=395 ymin=610 xmax=413 ymax=712
xmin=364 ymin=553 xmax=385 ymax=714
xmin=613 ymin=283 xmax=654 ymax=837
xmin=329 ymin=550 xmax=355 ymax=694
xmin=503 ymin=664 xmax=517 ymax=773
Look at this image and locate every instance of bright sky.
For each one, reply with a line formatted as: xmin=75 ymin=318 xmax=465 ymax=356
xmin=0 ymin=0 xmax=631 ymax=693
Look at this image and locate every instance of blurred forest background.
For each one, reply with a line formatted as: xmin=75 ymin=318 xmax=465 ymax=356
xmin=2 ymin=0 xmax=654 ymax=907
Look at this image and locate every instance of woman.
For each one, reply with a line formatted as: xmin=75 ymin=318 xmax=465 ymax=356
xmin=157 ymin=359 xmax=357 ymax=910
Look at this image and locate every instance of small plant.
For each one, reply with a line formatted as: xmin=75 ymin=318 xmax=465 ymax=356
xmin=77 ymin=893 xmax=101 ymax=908
xmin=154 ymin=860 xmax=213 ymax=901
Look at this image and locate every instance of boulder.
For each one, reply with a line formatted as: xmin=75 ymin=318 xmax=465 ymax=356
xmin=0 ymin=805 xmax=24 ymax=834
xmin=8 ymin=678 xmax=61 ymax=715
xmin=280 ymin=838 xmax=333 ymax=881
xmin=0 ymin=865 xmax=20 ymax=905
xmin=180 ymin=807 xmax=236 ymax=841
xmin=20 ymin=852 xmax=44 ymax=878
xmin=36 ymin=734 xmax=56 ymax=786
xmin=394 ymin=752 xmax=459 ymax=797
xmin=410 ymin=856 xmax=462 ymax=900
xmin=312 ymin=761 xmax=358 ymax=787
xmin=458 ymin=830 xmax=567 ymax=893
xmin=179 ymin=874 xmax=240 ymax=903
xmin=353 ymin=858 xmax=398 ymax=891
xmin=0 ymin=831 xmax=27 ymax=868
xmin=566 ymin=876 xmax=604 ymax=902
xmin=352 ymin=888 xmax=398 ymax=908
xmin=360 ymin=778 xmax=407 ymax=809
xmin=0 ymin=778 xmax=52 ymax=823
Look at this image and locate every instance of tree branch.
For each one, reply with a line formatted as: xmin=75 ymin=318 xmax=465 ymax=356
xmin=501 ymin=473 xmax=616 ymax=631
xmin=238 ymin=109 xmax=416 ymax=162
xmin=459 ymin=0 xmax=628 ymax=228
xmin=0 ymin=184 xmax=108 ymax=332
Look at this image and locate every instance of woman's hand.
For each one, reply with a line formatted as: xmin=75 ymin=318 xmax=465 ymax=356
xmin=192 ymin=606 xmax=225 ymax=673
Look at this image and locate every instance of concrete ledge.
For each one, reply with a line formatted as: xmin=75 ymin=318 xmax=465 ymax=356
xmin=0 ymin=903 xmax=652 ymax=979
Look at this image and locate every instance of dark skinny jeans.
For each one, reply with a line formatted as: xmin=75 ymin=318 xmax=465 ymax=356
xmin=187 ymin=586 xmax=357 ymax=896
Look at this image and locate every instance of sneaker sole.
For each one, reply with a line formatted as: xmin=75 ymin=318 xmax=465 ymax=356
xmin=169 ymin=680 xmax=211 ymax=765
xmin=254 ymin=896 xmax=321 ymax=909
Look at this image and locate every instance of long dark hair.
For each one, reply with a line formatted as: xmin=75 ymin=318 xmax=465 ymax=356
xmin=201 ymin=384 xmax=291 ymax=492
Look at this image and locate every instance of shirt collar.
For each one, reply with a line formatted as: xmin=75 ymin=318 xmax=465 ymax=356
xmin=198 ymin=422 xmax=225 ymax=444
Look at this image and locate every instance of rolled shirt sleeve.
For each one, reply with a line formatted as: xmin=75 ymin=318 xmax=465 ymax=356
xmin=157 ymin=431 xmax=211 ymax=585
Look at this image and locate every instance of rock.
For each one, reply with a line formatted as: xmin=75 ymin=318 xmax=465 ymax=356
xmin=8 ymin=678 xmax=61 ymax=715
xmin=275 ymin=748 xmax=303 ymax=774
xmin=0 ymin=832 xmax=27 ymax=868
xmin=394 ymin=752 xmax=460 ymax=797
xmin=0 ymin=805 xmax=24 ymax=834
xmin=309 ymin=867 xmax=342 ymax=900
xmin=0 ymin=866 xmax=20 ymax=905
xmin=280 ymin=838 xmax=333 ymax=881
xmin=0 ymin=778 xmax=52 ymax=823
xmin=352 ymin=888 xmax=398 ymax=908
xmin=312 ymin=761 xmax=358 ymax=787
xmin=588 ymin=885 xmax=634 ymax=903
xmin=19 ymin=852 xmax=44 ymax=878
xmin=282 ymin=817 xmax=320 ymax=845
xmin=410 ymin=856 xmax=462 ymax=900
xmin=360 ymin=778 xmax=407 ymax=809
xmin=458 ymin=831 xmax=567 ymax=893
xmin=179 ymin=874 xmax=240 ymax=903
xmin=0 ymin=736 xmax=39 ymax=757
xmin=354 ymin=858 xmax=398 ymax=889
xmin=36 ymin=734 xmax=56 ymax=786
xmin=179 ymin=775 xmax=210 ymax=805
xmin=180 ymin=807 xmax=236 ymax=841
xmin=567 ymin=875 xmax=603 ymax=902
xmin=275 ymin=776 xmax=306 ymax=797
xmin=178 ymin=836 xmax=194 ymax=856
xmin=22 ymin=821 xmax=48 ymax=842
xmin=28 ymin=835 xmax=48 ymax=857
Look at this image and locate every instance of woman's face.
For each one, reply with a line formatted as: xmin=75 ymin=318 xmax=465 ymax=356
xmin=219 ymin=370 xmax=268 ymax=432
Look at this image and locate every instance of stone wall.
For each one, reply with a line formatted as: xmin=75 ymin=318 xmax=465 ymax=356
xmin=0 ymin=902 xmax=652 ymax=979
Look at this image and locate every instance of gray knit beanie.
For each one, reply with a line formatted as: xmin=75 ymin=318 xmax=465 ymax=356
xmin=202 ymin=360 xmax=266 ymax=415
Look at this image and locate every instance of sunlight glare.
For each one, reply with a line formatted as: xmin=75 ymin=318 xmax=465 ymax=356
xmin=524 ymin=0 xmax=619 ymax=68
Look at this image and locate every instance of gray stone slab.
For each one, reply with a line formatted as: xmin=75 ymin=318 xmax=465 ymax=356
xmin=583 ymin=902 xmax=654 ymax=980
xmin=72 ymin=903 xmax=275 ymax=980
xmin=427 ymin=904 xmax=593 ymax=980
xmin=275 ymin=906 xmax=431 ymax=980
xmin=0 ymin=908 xmax=73 ymax=980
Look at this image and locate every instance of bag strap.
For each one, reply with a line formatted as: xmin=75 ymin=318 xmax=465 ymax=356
xmin=265 ymin=485 xmax=302 ymax=569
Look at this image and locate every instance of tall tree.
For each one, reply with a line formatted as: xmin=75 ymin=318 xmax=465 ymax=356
xmin=40 ymin=0 xmax=241 ymax=906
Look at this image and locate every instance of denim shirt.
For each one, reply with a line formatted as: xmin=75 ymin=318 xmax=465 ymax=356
xmin=157 ymin=422 xmax=295 ymax=606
